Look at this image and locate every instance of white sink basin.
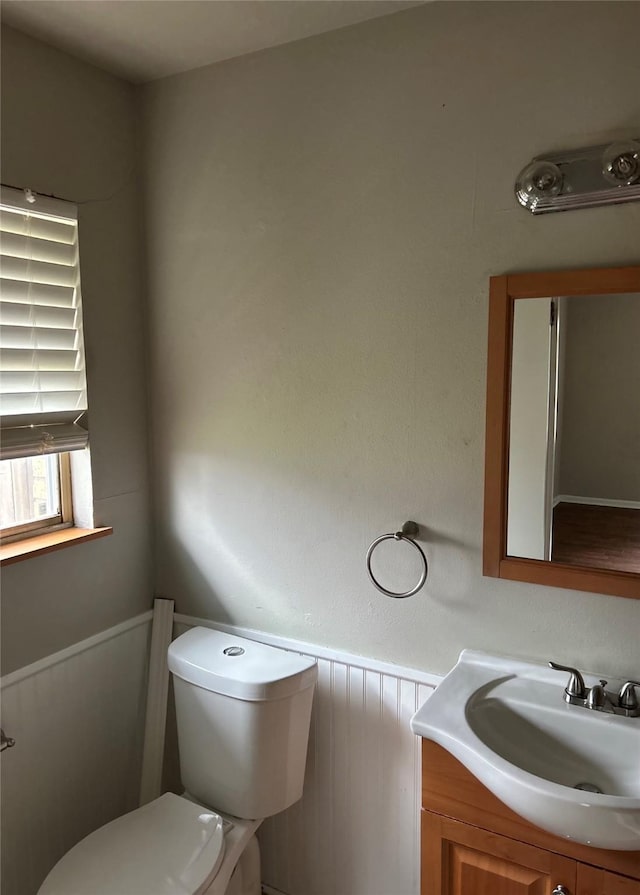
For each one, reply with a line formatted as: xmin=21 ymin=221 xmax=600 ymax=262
xmin=410 ymin=650 xmax=640 ymax=850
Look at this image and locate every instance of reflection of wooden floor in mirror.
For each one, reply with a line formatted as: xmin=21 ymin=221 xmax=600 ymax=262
xmin=552 ymin=503 xmax=640 ymax=573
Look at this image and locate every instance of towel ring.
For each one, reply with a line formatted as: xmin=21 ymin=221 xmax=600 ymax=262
xmin=366 ymin=521 xmax=428 ymax=598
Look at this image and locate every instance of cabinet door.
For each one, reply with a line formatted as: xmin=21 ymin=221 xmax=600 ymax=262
xmin=422 ymin=811 xmax=577 ymax=895
xmin=578 ymin=865 xmax=640 ymax=895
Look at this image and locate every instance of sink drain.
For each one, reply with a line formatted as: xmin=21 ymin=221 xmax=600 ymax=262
xmin=574 ymin=781 xmax=603 ymax=794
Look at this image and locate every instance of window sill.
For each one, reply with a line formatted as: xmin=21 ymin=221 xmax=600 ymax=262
xmin=0 ymin=526 xmax=113 ymax=566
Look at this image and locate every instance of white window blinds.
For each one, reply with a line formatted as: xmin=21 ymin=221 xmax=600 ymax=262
xmin=0 ymin=186 xmax=88 ymax=460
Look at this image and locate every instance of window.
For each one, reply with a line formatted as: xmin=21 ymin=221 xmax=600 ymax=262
xmin=0 ymin=453 xmax=73 ymax=539
xmin=0 ymin=186 xmax=88 ymax=542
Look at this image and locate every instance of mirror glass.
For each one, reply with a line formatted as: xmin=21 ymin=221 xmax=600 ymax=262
xmin=507 ymin=292 xmax=640 ymax=574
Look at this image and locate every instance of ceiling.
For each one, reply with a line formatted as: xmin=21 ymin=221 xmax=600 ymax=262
xmin=1 ymin=0 xmax=425 ymax=84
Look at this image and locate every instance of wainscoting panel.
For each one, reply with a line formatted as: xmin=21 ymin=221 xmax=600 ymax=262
xmin=0 ymin=613 xmax=152 ymax=895
xmin=173 ymin=616 xmax=439 ymax=895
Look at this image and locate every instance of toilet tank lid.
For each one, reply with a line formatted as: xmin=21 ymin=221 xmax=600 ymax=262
xmin=168 ymin=627 xmax=318 ymax=701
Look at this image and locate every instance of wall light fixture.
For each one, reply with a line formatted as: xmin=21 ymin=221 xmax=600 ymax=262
xmin=515 ymin=139 xmax=640 ymax=214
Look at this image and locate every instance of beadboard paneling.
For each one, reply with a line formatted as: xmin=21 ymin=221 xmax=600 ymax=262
xmin=174 ymin=617 xmax=437 ymax=895
xmin=0 ymin=615 xmax=152 ymax=895
xmin=260 ymin=659 xmax=433 ymax=895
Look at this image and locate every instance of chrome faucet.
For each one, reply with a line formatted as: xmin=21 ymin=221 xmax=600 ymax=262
xmin=549 ymin=662 xmax=640 ymax=718
xmin=585 ymin=679 xmax=610 ymax=710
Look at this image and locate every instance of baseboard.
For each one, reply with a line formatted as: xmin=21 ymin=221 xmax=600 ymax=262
xmin=554 ymin=495 xmax=640 ymax=510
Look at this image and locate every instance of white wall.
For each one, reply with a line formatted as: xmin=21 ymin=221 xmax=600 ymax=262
xmin=0 ymin=27 xmax=153 ymax=674
xmin=142 ymin=1 xmax=640 ymax=680
xmin=1 ymin=615 xmax=152 ymax=895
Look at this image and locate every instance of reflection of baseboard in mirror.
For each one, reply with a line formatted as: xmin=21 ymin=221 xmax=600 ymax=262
xmin=553 ymin=495 xmax=640 ymax=509
xmin=483 ymin=264 xmax=640 ymax=599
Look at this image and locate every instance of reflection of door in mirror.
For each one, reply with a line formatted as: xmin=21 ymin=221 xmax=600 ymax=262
xmin=507 ymin=293 xmax=640 ymax=573
xmin=507 ymin=299 xmax=557 ymax=561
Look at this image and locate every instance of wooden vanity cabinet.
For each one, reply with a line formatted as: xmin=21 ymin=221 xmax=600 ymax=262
xmin=423 ymin=812 xmax=577 ymax=895
xmin=577 ymin=867 xmax=640 ymax=895
xmin=421 ymin=740 xmax=640 ymax=895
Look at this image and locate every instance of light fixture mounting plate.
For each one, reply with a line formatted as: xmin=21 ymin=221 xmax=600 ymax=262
xmin=515 ymin=139 xmax=640 ymax=214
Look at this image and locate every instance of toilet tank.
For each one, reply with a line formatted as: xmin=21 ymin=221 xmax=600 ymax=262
xmin=168 ymin=627 xmax=317 ymax=820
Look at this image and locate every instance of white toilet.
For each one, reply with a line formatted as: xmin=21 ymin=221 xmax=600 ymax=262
xmin=38 ymin=627 xmax=317 ymax=895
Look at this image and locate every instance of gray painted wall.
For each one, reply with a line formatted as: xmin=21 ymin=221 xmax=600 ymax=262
xmin=3 ymin=4 xmax=640 ymax=683
xmin=1 ymin=27 xmax=152 ymax=674
xmin=142 ymin=1 xmax=640 ymax=679
xmin=558 ymin=293 xmax=640 ymax=502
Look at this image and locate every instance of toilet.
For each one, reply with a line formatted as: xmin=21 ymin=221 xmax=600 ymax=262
xmin=38 ymin=627 xmax=317 ymax=895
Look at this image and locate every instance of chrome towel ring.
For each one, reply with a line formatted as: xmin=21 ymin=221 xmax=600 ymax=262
xmin=366 ymin=521 xmax=428 ymax=598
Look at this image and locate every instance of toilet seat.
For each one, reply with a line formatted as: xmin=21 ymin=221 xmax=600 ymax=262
xmin=38 ymin=793 xmax=225 ymax=895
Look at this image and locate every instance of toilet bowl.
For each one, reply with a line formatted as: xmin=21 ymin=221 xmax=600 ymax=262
xmin=37 ymin=628 xmax=317 ymax=895
xmin=38 ymin=793 xmax=261 ymax=895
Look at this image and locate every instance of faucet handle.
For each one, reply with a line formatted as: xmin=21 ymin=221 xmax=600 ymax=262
xmin=618 ymin=681 xmax=640 ymax=710
xmin=549 ymin=661 xmax=587 ymax=699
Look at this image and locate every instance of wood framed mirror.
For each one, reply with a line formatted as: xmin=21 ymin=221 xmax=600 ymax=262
xmin=483 ymin=264 xmax=640 ymax=599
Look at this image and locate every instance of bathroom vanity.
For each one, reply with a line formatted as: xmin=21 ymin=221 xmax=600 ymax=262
xmin=411 ymin=651 xmax=640 ymax=895
xmin=420 ymin=740 xmax=640 ymax=895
